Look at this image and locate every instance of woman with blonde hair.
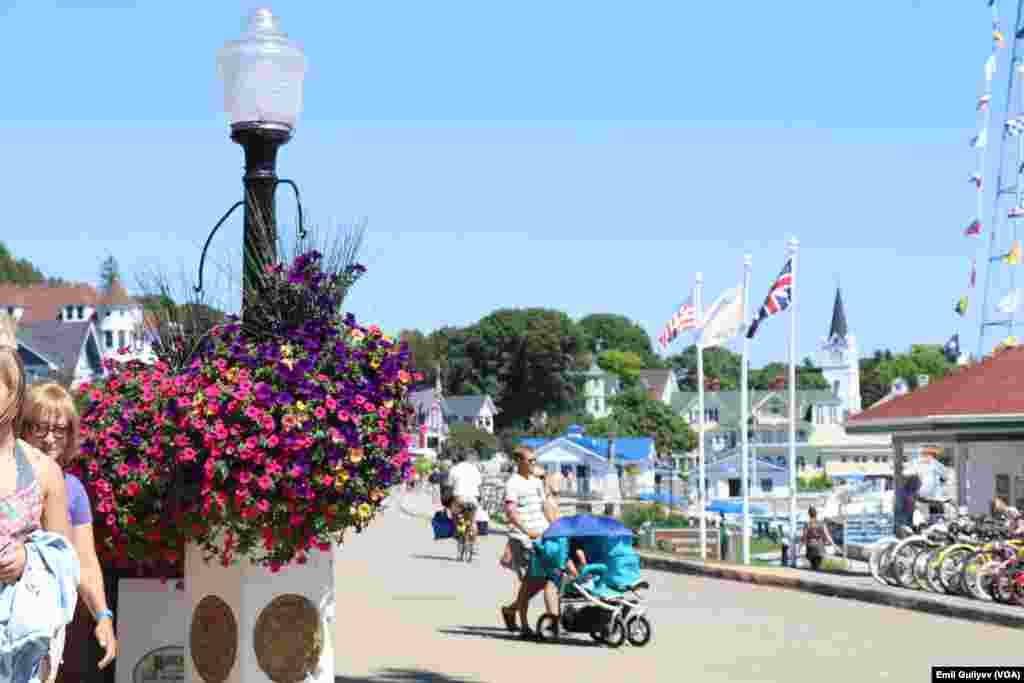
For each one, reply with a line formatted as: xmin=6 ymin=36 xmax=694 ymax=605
xmin=0 ymin=313 xmax=79 ymax=682
xmin=21 ymin=383 xmax=117 ymax=676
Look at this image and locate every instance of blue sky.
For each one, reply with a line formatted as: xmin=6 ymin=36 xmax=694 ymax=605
xmin=0 ymin=1 xmax=1014 ymax=366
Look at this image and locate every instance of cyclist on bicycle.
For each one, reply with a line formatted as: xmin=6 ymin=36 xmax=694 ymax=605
xmin=448 ymin=451 xmax=483 ymax=553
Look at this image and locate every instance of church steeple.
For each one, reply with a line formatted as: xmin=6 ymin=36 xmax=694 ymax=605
xmin=829 ymin=288 xmax=848 ymax=341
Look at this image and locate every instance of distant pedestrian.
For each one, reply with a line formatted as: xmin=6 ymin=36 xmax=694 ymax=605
xmin=894 ymin=474 xmax=923 ymax=534
xmin=800 ymin=506 xmax=835 ymax=571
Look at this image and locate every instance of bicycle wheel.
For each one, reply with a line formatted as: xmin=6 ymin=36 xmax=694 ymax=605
xmin=971 ymin=560 xmax=1003 ymax=602
xmin=937 ymin=546 xmax=976 ymax=595
xmin=869 ymin=539 xmax=899 ymax=587
xmin=961 ymin=549 xmax=1001 ymax=601
xmin=912 ymin=546 xmax=936 ymax=591
xmin=890 ymin=538 xmax=928 ymax=589
xmin=923 ymin=548 xmax=946 ymax=594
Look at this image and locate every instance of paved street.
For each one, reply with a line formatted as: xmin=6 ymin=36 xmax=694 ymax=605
xmin=332 ymin=492 xmax=1024 ymax=683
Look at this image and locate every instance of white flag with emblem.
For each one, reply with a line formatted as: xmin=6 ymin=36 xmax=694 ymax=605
xmin=698 ymin=284 xmax=745 ymax=349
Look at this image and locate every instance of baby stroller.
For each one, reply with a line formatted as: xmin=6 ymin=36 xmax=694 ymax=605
xmin=531 ymin=515 xmax=651 ymax=649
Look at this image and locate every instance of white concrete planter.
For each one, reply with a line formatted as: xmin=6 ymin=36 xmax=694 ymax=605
xmin=185 ymin=541 xmax=335 ymax=683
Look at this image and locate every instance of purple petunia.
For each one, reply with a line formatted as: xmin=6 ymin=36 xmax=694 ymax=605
xmin=254 ymin=382 xmax=274 ymax=403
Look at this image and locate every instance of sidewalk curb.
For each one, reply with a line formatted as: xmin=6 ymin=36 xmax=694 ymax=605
xmin=638 ymin=552 xmax=1024 ymax=630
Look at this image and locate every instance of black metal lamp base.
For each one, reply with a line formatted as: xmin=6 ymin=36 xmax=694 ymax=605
xmin=231 ymin=122 xmax=292 ymax=179
xmin=193 ymin=123 xmax=306 ymax=299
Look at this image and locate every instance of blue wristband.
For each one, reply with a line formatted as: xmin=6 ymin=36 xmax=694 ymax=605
xmin=96 ymin=608 xmax=114 ymax=623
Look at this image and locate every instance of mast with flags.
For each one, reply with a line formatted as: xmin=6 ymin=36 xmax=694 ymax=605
xmin=747 ymin=239 xmax=799 ymax=566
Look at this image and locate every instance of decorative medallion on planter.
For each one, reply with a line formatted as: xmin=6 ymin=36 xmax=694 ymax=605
xmin=253 ymin=594 xmax=323 ymax=683
xmin=189 ymin=595 xmax=238 ymax=683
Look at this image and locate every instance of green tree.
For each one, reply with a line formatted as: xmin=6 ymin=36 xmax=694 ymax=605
xmin=578 ymin=313 xmax=660 ymax=366
xmin=399 ymin=328 xmax=439 ymax=385
xmin=667 ymin=345 xmax=741 ymax=391
xmin=467 ymin=308 xmax=588 ymax=429
xmin=585 ymin=386 xmax=697 ymax=455
xmin=749 ymin=360 xmax=829 ymax=391
xmin=524 ymin=413 xmax=589 ymax=438
xmin=98 ymin=253 xmax=121 ymax=295
xmin=859 ymin=364 xmax=887 ymax=409
xmin=859 ymin=349 xmax=893 ymax=409
xmin=875 ymin=344 xmax=954 ymax=391
xmin=597 ymin=349 xmax=644 ymax=388
xmin=444 ymin=423 xmax=499 ymax=459
xmin=0 ymin=242 xmax=48 ymax=286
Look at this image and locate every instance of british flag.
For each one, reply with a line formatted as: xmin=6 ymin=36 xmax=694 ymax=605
xmin=746 ymin=258 xmax=793 ymax=340
xmin=659 ymin=294 xmax=697 ymax=350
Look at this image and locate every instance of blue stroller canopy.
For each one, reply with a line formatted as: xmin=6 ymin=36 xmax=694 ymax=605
xmin=542 ymin=514 xmax=635 ymax=539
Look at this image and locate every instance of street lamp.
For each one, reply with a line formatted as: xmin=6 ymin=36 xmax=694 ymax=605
xmin=195 ymin=8 xmax=307 ymax=308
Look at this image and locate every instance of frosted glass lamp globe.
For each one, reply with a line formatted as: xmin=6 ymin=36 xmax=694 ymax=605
xmin=217 ymin=9 xmax=306 ymax=132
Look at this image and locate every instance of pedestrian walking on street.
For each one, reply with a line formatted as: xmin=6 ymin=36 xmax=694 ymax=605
xmin=499 ymin=447 xmax=551 ymax=638
xmin=800 ymin=506 xmax=835 ymax=572
xmin=21 ymin=383 xmax=118 ymax=680
xmin=0 ymin=313 xmax=79 ymax=682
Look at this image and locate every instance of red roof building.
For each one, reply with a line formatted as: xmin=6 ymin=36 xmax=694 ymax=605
xmin=847 ymin=346 xmax=1024 ymax=426
xmin=846 ymin=346 xmax=1024 ymax=514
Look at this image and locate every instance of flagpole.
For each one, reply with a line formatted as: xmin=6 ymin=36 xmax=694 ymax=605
xmin=695 ymin=271 xmax=707 ymax=561
xmin=741 ymin=254 xmax=752 ymax=565
xmin=787 ymin=237 xmax=800 ymax=567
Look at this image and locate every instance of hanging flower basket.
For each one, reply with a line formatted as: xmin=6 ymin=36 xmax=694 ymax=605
xmin=72 ymin=251 xmax=419 ymax=572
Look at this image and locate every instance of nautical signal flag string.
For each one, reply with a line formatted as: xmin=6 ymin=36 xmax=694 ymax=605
xmin=952 ymin=292 xmax=966 ymax=322
xmin=1006 ymin=240 xmax=1022 ymax=265
xmin=956 ymin=5 xmax=1000 ymax=322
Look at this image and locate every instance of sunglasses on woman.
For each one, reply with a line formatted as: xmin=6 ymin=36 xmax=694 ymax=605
xmin=28 ymin=423 xmax=68 ymax=441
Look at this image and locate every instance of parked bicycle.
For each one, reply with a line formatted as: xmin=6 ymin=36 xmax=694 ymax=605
xmin=869 ymin=511 xmax=1024 ymax=604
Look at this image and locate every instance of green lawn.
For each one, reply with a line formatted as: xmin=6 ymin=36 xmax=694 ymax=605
xmin=750 ymin=537 xmax=782 ymax=556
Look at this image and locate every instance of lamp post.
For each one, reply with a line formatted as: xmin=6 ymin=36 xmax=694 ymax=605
xmin=197 ymin=8 xmax=307 ymax=310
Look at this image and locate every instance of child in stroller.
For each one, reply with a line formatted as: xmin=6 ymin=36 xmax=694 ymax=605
xmin=530 ymin=516 xmax=652 ymax=648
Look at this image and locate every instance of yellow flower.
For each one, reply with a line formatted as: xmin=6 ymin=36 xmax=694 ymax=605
xmin=382 ymin=335 xmax=393 ymax=344
xmin=281 ymin=357 xmax=296 ymax=370
xmin=358 ymin=503 xmax=372 ymax=519
xmin=281 ymin=344 xmax=294 ymax=357
xmin=296 ymin=401 xmax=307 ymax=413
xmin=370 ymin=358 xmax=381 ymax=369
xmin=333 ymin=475 xmax=348 ymax=491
